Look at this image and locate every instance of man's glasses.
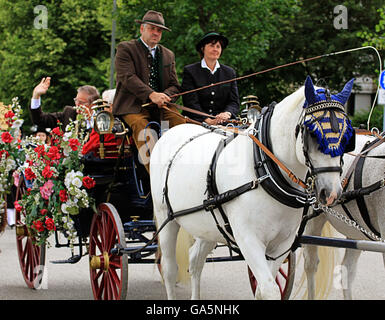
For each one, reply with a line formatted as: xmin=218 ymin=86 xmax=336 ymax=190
xmin=74 ymin=98 xmax=89 ymax=105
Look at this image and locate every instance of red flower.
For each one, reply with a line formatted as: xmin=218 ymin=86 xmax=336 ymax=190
xmin=40 ymin=209 xmax=48 ymax=216
xmin=0 ymin=150 xmax=9 ymax=158
xmin=45 ymin=217 xmax=56 ymax=231
xmin=42 ymin=165 xmax=54 ymax=179
xmin=68 ymin=138 xmax=80 ymax=151
xmin=51 ymin=127 xmax=63 ymax=137
xmin=24 ymin=167 xmax=36 ymax=180
xmin=14 ymin=201 xmax=22 ymax=212
xmin=1 ymin=132 xmax=13 ymax=143
xmin=32 ymin=220 xmax=45 ymax=232
xmin=59 ymin=189 xmax=68 ymax=202
xmin=82 ymin=176 xmax=95 ymax=189
xmin=4 ymin=111 xmax=15 ymax=118
xmin=47 ymin=146 xmax=61 ymax=160
xmin=34 ymin=145 xmax=45 ymax=158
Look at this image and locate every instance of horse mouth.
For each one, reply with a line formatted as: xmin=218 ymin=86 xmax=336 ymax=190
xmin=318 ymin=189 xmax=339 ymax=206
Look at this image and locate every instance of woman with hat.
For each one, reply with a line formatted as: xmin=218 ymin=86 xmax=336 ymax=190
xmin=34 ymin=126 xmax=50 ymax=144
xmin=181 ymin=32 xmax=240 ymax=124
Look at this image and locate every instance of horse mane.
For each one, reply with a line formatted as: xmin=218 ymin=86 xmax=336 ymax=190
xmin=274 ymin=86 xmax=306 ymax=116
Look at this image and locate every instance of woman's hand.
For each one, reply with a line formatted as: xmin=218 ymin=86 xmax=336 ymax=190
xmin=204 ymin=117 xmax=218 ymax=125
xmin=215 ymin=112 xmax=231 ymax=124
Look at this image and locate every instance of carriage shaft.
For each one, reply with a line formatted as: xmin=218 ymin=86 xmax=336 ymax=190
xmin=299 ymin=235 xmax=385 ymax=253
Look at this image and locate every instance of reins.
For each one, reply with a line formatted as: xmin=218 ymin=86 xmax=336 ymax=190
xmin=143 ymin=46 xmax=382 ymax=128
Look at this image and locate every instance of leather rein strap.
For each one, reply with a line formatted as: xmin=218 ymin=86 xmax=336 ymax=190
xmin=248 ymin=133 xmax=307 ymax=189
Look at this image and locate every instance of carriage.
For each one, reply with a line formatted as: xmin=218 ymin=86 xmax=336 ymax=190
xmin=13 ymin=97 xmax=287 ymax=300
xmin=10 ymin=75 xmax=385 ymax=300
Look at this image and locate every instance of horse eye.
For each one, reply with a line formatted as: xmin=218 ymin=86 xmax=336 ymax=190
xmin=309 ymin=132 xmax=317 ymax=139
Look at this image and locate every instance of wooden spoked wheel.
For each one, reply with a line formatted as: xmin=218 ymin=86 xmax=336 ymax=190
xmin=15 ymin=176 xmax=46 ymax=289
xmin=89 ymin=203 xmax=128 ymax=300
xmin=248 ymin=251 xmax=296 ymax=300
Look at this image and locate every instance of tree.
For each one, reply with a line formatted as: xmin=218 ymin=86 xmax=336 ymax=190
xmin=254 ymin=0 xmax=385 ymax=106
xmin=115 ymin=0 xmax=297 ymax=104
xmin=0 ymin=0 xmax=112 ymax=129
xmin=0 ymin=0 xmax=383 ymax=125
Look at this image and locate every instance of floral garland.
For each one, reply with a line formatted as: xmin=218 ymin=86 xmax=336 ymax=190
xmin=0 ymin=98 xmax=24 ymax=233
xmin=14 ymin=106 xmax=96 ymax=246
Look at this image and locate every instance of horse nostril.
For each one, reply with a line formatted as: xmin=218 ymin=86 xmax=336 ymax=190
xmin=319 ymin=188 xmax=328 ymax=204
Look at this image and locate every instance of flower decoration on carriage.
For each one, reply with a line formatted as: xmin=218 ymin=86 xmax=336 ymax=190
xmin=15 ymin=107 xmax=96 ymax=246
xmin=0 ymin=98 xmax=25 ymax=233
xmin=303 ymin=76 xmax=354 ymax=157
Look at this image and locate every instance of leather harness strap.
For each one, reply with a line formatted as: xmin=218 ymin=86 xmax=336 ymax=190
xmin=248 ymin=133 xmax=308 ymax=189
xmin=338 ymin=135 xmax=385 ymax=240
xmin=341 ymin=135 xmax=385 ymax=189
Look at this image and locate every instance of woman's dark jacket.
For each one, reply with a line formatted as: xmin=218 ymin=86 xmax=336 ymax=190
xmin=181 ymin=62 xmax=240 ymax=122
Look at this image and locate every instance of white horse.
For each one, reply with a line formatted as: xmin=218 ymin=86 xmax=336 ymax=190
xmin=150 ymin=76 xmax=353 ymax=299
xmin=304 ymin=132 xmax=385 ymax=299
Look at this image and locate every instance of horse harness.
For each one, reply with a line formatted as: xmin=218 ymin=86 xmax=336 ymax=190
xmin=337 ymin=134 xmax=385 ymax=240
xmin=160 ymin=99 xmax=350 ymax=259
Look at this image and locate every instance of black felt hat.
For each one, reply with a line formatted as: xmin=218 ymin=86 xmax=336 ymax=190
xmin=195 ymin=32 xmax=229 ymax=52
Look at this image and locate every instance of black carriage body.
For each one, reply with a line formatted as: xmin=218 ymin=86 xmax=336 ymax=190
xmin=73 ymin=137 xmax=153 ymax=238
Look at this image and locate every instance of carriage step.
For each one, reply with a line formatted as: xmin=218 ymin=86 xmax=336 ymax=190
xmin=50 ymin=254 xmax=82 ymax=264
xmin=124 ymin=220 xmax=156 ymax=232
xmin=110 ymin=244 xmax=158 ymax=256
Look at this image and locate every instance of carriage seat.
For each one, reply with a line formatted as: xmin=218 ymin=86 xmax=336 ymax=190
xmin=81 ymin=128 xmax=134 ymax=160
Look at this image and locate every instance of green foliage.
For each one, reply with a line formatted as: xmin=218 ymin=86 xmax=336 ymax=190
xmin=350 ymin=105 xmax=384 ymax=131
xmin=0 ymin=0 xmax=383 ymax=128
xmin=0 ymin=0 xmax=111 ymax=131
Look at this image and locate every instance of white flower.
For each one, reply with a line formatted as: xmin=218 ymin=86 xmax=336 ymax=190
xmin=11 ymin=119 xmax=24 ymax=129
xmin=72 ymin=177 xmax=82 ymax=188
xmin=63 ymin=132 xmax=72 ymax=142
xmin=6 ymin=158 xmax=16 ymax=171
xmin=64 ymin=170 xmax=83 ymax=189
xmin=61 ymin=203 xmax=69 ymax=214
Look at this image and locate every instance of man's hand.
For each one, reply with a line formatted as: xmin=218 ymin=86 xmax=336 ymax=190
xmin=149 ymin=92 xmax=171 ymax=107
xmin=32 ymin=77 xmax=51 ymax=99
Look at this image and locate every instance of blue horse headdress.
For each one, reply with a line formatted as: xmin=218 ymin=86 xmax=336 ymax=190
xmin=303 ymin=76 xmax=354 ymax=157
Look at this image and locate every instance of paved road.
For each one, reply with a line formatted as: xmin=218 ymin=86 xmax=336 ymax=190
xmin=1 ymin=226 xmax=385 ymax=300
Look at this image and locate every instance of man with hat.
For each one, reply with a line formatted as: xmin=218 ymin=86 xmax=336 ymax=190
xmin=113 ymin=10 xmax=186 ymax=173
xmin=181 ymin=32 xmax=240 ymax=124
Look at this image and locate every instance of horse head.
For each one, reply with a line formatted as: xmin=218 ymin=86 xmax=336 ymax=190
xmin=298 ymin=76 xmax=355 ymax=206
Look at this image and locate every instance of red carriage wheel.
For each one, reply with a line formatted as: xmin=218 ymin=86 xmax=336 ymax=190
xmin=89 ymin=203 xmax=128 ymax=300
xmin=248 ymin=251 xmax=296 ymax=300
xmin=15 ymin=176 xmax=46 ymax=289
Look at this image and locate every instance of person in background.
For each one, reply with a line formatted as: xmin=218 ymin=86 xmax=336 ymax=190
xmin=102 ymin=89 xmax=116 ymax=112
xmin=34 ymin=126 xmax=50 ymax=144
xmin=181 ymin=32 xmax=240 ymax=124
xmin=30 ymin=77 xmax=99 ymax=130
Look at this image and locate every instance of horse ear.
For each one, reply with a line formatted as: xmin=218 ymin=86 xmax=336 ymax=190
xmin=304 ymin=75 xmax=317 ymax=106
xmin=333 ymin=78 xmax=355 ymax=105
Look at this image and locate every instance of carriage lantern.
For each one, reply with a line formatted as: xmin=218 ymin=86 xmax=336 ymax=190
xmin=92 ymin=99 xmax=115 ymax=135
xmin=240 ymin=95 xmax=261 ymax=123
